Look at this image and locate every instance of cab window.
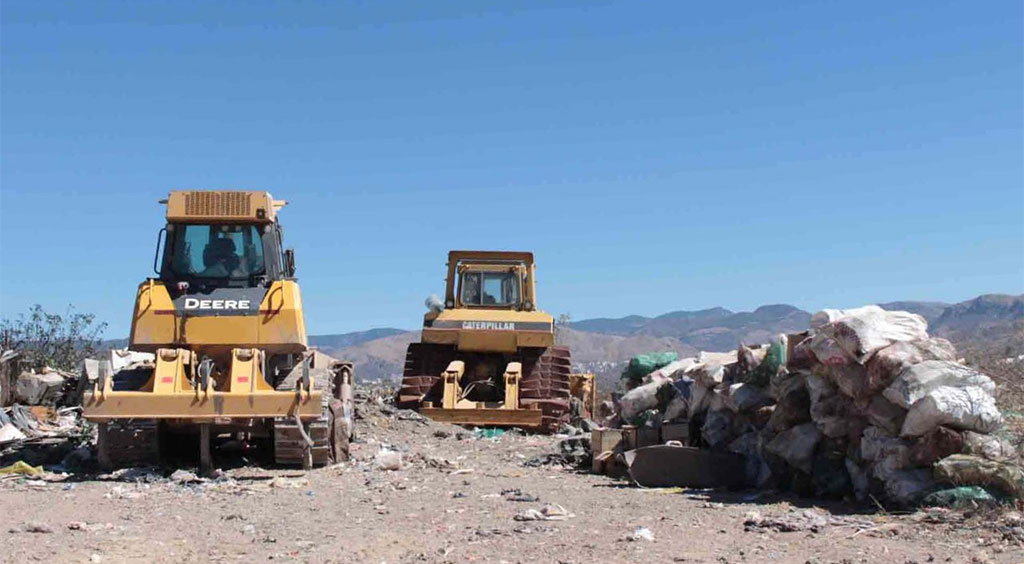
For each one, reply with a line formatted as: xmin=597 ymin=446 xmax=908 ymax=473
xmin=461 ymin=271 xmax=519 ymax=306
xmin=169 ymin=224 xmax=265 ymax=279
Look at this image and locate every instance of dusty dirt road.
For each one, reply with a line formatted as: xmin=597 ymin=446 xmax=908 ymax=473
xmin=2 ymin=399 xmax=1022 ymax=564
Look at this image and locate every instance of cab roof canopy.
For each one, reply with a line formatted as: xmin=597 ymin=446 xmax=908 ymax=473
xmin=445 ymin=250 xmax=537 ymax=306
xmin=163 ymin=190 xmax=287 ymax=224
xmin=447 ymin=250 xmax=534 ymax=266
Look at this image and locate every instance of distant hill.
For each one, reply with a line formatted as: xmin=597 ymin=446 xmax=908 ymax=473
xmin=308 ymin=328 xmax=406 ymax=351
xmin=927 ymin=294 xmax=1024 ymax=356
xmin=568 ymin=304 xmax=811 ymax=352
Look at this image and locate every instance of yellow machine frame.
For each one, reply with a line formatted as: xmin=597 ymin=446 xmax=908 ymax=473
xmin=82 ymin=191 xmax=328 ymax=470
xmin=406 ymin=250 xmax=597 ymax=429
xmin=83 ymin=347 xmax=321 ymax=421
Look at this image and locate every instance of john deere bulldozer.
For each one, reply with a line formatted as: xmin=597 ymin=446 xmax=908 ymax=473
xmin=82 ymin=190 xmax=353 ymax=470
xmin=397 ymin=251 xmax=595 ymax=431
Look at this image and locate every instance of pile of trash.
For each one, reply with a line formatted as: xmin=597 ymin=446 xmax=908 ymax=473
xmin=0 ymin=405 xmax=90 ymax=467
xmin=598 ymin=305 xmax=1022 ymax=506
xmin=0 ymin=348 xmax=125 ymax=466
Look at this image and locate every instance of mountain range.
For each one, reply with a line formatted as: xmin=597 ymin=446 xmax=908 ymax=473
xmin=316 ymin=293 xmax=1023 ymax=383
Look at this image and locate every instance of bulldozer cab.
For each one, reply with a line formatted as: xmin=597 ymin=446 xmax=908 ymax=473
xmin=156 ymin=191 xmax=292 ymax=290
xmin=458 ymin=266 xmax=522 ymax=308
xmin=446 ymin=251 xmax=537 ymax=311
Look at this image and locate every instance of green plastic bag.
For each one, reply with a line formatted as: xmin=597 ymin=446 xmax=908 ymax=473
xmin=922 ymin=486 xmax=999 ymax=509
xmin=621 ymin=352 xmax=678 ymax=388
xmin=742 ymin=335 xmax=788 ymax=387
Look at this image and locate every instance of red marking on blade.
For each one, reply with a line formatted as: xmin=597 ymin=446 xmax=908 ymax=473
xmin=154 ymin=310 xmax=176 ymax=315
xmin=161 ymin=377 xmax=173 ymax=383
xmin=238 ymin=376 xmax=250 ymax=383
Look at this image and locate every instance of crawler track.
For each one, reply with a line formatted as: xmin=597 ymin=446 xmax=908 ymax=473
xmin=96 ymin=419 xmax=161 ymax=469
xmin=397 ymin=344 xmax=573 ymax=432
xmin=273 ymin=359 xmax=353 ymax=467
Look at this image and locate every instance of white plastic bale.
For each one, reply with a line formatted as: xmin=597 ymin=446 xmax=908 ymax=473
xmin=726 ymin=383 xmax=772 ymax=413
xmin=883 ymin=360 xmax=996 ymax=410
xmin=864 ymin=395 xmax=907 ymax=436
xmin=737 ymin=345 xmax=769 ymax=373
xmin=688 ymin=384 xmax=712 ymax=419
xmin=883 ymin=468 xmax=936 ymax=507
xmin=642 ymin=372 xmax=674 ymax=386
xmin=866 ymin=339 xmax=957 ymax=393
xmin=770 ymin=371 xmax=806 ymax=403
xmin=900 ymin=385 xmax=1003 ymax=437
xmin=806 ymin=369 xmax=856 ymax=438
xmin=845 ymin=458 xmax=869 ymax=501
xmin=825 ymin=362 xmax=871 ymax=400
xmin=810 ymin=394 xmax=861 ymax=438
xmin=619 ymin=379 xmax=671 ymax=421
xmin=810 ymin=305 xmax=886 ymax=330
xmin=765 ymin=422 xmax=822 ymax=474
xmin=861 ymin=426 xmax=914 ymax=482
xmin=816 ymin=306 xmax=929 ymax=364
xmin=701 ymin=409 xmax=735 ymax=449
xmin=651 ymin=358 xmax=700 ymax=381
xmin=698 ymin=350 xmax=738 ymax=366
xmin=707 ymin=387 xmax=729 ymax=412
xmin=728 ymin=430 xmax=774 ymax=487
xmin=663 ymin=394 xmax=689 ymax=423
xmin=806 ymin=333 xmax=854 ymax=366
xmin=962 ymin=431 xmax=1018 ymax=462
xmin=687 ymin=362 xmax=726 ymax=389
xmin=805 ymin=371 xmax=837 ymax=405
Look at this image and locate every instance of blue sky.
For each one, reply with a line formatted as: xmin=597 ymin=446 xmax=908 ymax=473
xmin=1 ymin=1 xmax=1022 ymax=337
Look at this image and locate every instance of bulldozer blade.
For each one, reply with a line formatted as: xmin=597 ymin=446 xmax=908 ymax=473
xmin=418 ymin=406 xmax=544 ymax=429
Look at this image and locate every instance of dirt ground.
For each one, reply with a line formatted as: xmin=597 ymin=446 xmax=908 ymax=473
xmin=2 ymin=398 xmax=1022 ymax=564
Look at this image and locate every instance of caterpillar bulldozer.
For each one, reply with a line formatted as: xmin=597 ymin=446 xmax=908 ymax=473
xmin=396 ymin=251 xmax=595 ymax=431
xmin=82 ymin=190 xmax=353 ymax=470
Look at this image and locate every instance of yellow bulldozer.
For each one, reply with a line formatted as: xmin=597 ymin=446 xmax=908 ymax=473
xmin=397 ymin=251 xmax=595 ymax=431
xmin=82 ymin=190 xmax=353 ymax=470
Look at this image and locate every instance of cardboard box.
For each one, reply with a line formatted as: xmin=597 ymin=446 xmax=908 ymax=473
xmin=660 ymin=421 xmax=690 ymax=444
xmin=621 ymin=425 xmax=660 ymax=450
xmin=591 ymin=428 xmax=623 ymax=458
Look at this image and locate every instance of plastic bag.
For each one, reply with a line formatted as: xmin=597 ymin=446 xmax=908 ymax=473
xmin=934 ymin=454 xmax=1024 ymax=499
xmin=621 ymin=352 xmax=679 ymax=387
xmin=0 ymin=460 xmax=44 ymax=477
xmin=866 ymin=339 xmax=957 ymax=393
xmin=900 ymin=386 xmax=1002 ymax=437
xmin=765 ymin=422 xmax=821 ymax=473
xmin=815 ymin=306 xmax=928 ymax=363
xmin=883 ymin=360 xmax=995 ymax=410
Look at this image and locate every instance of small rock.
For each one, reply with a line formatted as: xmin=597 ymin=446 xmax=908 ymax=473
xmin=626 ymin=527 xmax=655 ymax=542
xmin=89 ymin=555 xmax=103 ymax=564
xmin=170 ymin=469 xmax=199 ymax=483
xmin=1002 ymin=511 xmax=1022 ymax=526
xmin=513 ymin=504 xmax=573 ymax=521
xmin=374 ymin=449 xmax=403 ymax=471
xmin=19 ymin=522 xmax=54 ymax=533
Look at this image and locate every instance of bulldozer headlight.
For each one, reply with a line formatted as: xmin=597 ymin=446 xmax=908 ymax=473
xmin=524 ymin=300 xmax=533 ymax=310
xmin=445 ymin=299 xmax=455 ymax=308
